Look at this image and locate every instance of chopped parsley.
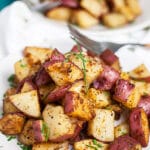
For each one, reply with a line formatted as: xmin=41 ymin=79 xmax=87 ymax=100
xmin=41 ymin=121 xmax=50 ymax=142
xmin=17 ymin=142 xmax=32 ymax=150
xmin=6 ymin=135 xmax=16 ymax=141
xmin=19 ymin=60 xmax=27 ymax=68
xmin=86 ymin=139 xmax=103 ymax=150
xmin=8 ymin=74 xmax=16 ymax=87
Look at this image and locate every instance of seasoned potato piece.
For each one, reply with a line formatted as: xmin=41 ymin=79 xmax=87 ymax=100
xmin=80 ymin=0 xmax=108 ymax=17
xmin=42 ymin=104 xmax=82 ymax=142
xmin=108 ymin=0 xmax=125 ymax=11
xmin=114 ymin=122 xmax=129 ymax=138
xmin=129 ymin=108 xmax=149 ymax=147
xmin=102 ymin=13 xmax=127 ymax=28
xmin=64 ymin=91 xmax=94 ymax=121
xmin=9 ymin=90 xmax=41 ymax=118
xmin=109 ymin=135 xmax=142 ymax=150
xmin=14 ymin=58 xmax=31 ymax=81
xmin=45 ymin=61 xmax=83 ymax=86
xmin=88 ymin=109 xmax=115 ymax=142
xmin=0 ymin=113 xmax=25 ymax=135
xmin=74 ymin=139 xmax=109 ymax=150
xmin=126 ymin=0 xmax=141 ymax=16
xmin=18 ymin=119 xmax=35 ymax=145
xmin=67 ymin=52 xmax=103 ymax=85
xmin=3 ymin=98 xmax=19 ymax=114
xmin=129 ymin=64 xmax=150 ymax=82
xmin=87 ymin=88 xmax=111 ymax=108
xmin=24 ymin=47 xmax=53 ymax=64
xmin=32 ymin=142 xmax=69 ymax=150
xmin=70 ymin=10 xmax=99 ymax=28
xmin=46 ymin=7 xmax=72 ymax=21
xmin=119 ymin=6 xmax=135 ymax=22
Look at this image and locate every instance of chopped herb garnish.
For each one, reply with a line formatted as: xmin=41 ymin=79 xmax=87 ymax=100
xmin=86 ymin=144 xmax=98 ymax=150
xmin=6 ymin=135 xmax=16 ymax=141
xmin=8 ymin=74 xmax=16 ymax=87
xmin=20 ymin=64 xmax=27 ymax=68
xmin=41 ymin=121 xmax=50 ymax=142
xmin=93 ymin=139 xmax=103 ymax=148
xmin=143 ymin=92 xmax=149 ymax=96
xmin=3 ymin=93 xmax=6 ymax=98
xmin=17 ymin=142 xmax=32 ymax=150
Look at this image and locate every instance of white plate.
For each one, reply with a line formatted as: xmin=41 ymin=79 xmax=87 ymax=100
xmin=0 ymin=44 xmax=150 ymax=150
xmin=75 ymin=0 xmax=150 ymax=36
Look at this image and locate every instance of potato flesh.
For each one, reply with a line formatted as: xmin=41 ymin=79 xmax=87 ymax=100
xmin=88 ymin=109 xmax=115 ymax=142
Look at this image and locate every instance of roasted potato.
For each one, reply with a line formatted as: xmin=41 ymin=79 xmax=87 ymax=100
xmin=88 ymin=109 xmax=115 ymax=142
xmin=114 ymin=122 xmax=129 ymax=138
xmin=42 ymin=104 xmax=82 ymax=142
xmin=80 ymin=0 xmax=108 ymax=17
xmin=129 ymin=108 xmax=149 ymax=147
xmin=0 ymin=113 xmax=25 ymax=135
xmin=108 ymin=0 xmax=125 ymax=11
xmin=46 ymin=7 xmax=72 ymax=21
xmin=102 ymin=13 xmax=127 ymax=28
xmin=74 ymin=139 xmax=109 ymax=150
xmin=70 ymin=10 xmax=99 ymax=28
xmin=109 ymin=135 xmax=142 ymax=150
xmin=18 ymin=119 xmax=35 ymax=145
xmin=9 ymin=90 xmax=41 ymax=118
xmin=129 ymin=64 xmax=150 ymax=82
xmin=87 ymin=88 xmax=112 ymax=108
xmin=32 ymin=142 xmax=69 ymax=150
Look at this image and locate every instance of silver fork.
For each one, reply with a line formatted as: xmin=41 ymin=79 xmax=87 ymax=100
xmin=68 ymin=24 xmax=148 ymax=54
xmin=23 ymin=0 xmax=62 ymax=13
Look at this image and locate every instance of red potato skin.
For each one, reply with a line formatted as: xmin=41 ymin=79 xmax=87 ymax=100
xmin=16 ymin=77 xmax=37 ymax=93
xmin=113 ymin=79 xmax=135 ymax=103
xmin=109 ymin=135 xmax=141 ymax=150
xmin=44 ymin=84 xmax=71 ymax=104
xmin=50 ymin=49 xmax=65 ymax=62
xmin=138 ymin=95 xmax=150 ymax=118
xmin=129 ymin=108 xmax=149 ymax=147
xmin=34 ymin=66 xmax=52 ymax=87
xmin=100 ymin=49 xmax=119 ymax=66
xmin=87 ymin=50 xmax=98 ymax=58
xmin=71 ymin=45 xmax=82 ymax=53
xmin=32 ymin=120 xmax=45 ymax=142
xmin=61 ymin=0 xmax=79 ymax=8
xmin=93 ymin=65 xmax=120 ymax=90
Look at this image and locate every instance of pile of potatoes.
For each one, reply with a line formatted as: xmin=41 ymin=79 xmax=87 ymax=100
xmin=45 ymin=0 xmax=141 ymax=28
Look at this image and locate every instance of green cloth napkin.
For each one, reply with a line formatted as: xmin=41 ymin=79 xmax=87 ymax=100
xmin=0 ymin=0 xmax=16 ymax=10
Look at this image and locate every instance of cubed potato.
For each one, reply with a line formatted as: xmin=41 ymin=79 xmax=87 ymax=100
xmin=64 ymin=91 xmax=94 ymax=121
xmin=108 ymin=0 xmax=125 ymax=11
xmin=100 ymin=49 xmax=121 ymax=71
xmin=70 ymin=10 xmax=99 ymax=28
xmin=42 ymin=104 xmax=82 ymax=142
xmin=102 ymin=13 xmax=127 ymax=28
xmin=119 ymin=6 xmax=135 ymax=22
xmin=129 ymin=108 xmax=149 ymax=147
xmin=3 ymin=98 xmax=19 ymax=114
xmin=88 ymin=109 xmax=115 ymax=142
xmin=18 ymin=119 xmax=35 ymax=145
xmin=109 ymin=135 xmax=142 ymax=150
xmin=114 ymin=122 xmax=129 ymax=138
xmin=93 ymin=65 xmax=120 ymax=90
xmin=46 ymin=7 xmax=72 ymax=21
xmin=129 ymin=64 xmax=150 ymax=82
xmin=14 ymin=58 xmax=31 ymax=81
xmin=126 ymin=0 xmax=141 ymax=16
xmin=74 ymin=139 xmax=109 ymax=150
xmin=32 ymin=142 xmax=69 ymax=150
xmin=87 ymin=88 xmax=111 ymax=108
xmin=80 ymin=0 xmax=108 ymax=17
xmin=45 ymin=61 xmax=83 ymax=86
xmin=24 ymin=47 xmax=53 ymax=64
xmin=67 ymin=52 xmax=103 ymax=86
xmin=0 ymin=113 xmax=25 ymax=135
xmin=9 ymin=90 xmax=41 ymax=118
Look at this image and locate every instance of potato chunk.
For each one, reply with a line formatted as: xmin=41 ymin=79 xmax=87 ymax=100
xmin=80 ymin=0 xmax=108 ymax=17
xmin=46 ymin=7 xmax=72 ymax=21
xmin=0 ymin=113 xmax=25 ymax=135
xmin=88 ymin=109 xmax=115 ymax=142
xmin=9 ymin=90 xmax=41 ymax=118
xmin=42 ymin=104 xmax=82 ymax=142
xmin=70 ymin=10 xmax=99 ymax=28
xmin=74 ymin=139 xmax=109 ymax=150
xmin=102 ymin=13 xmax=127 ymax=28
